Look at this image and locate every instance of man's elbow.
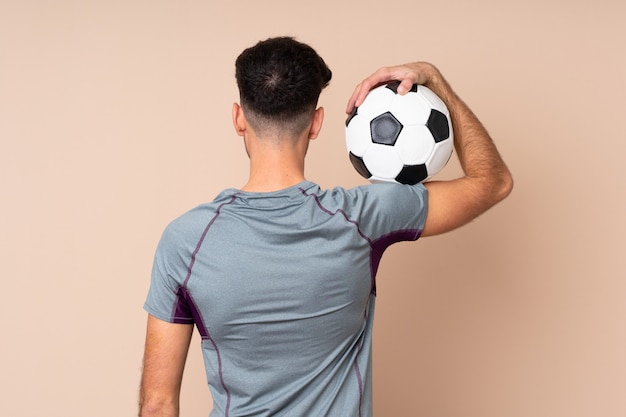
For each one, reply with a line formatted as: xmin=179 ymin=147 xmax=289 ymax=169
xmin=483 ymin=169 xmax=514 ymax=206
xmin=491 ymin=168 xmax=514 ymax=204
xmin=473 ymin=167 xmax=513 ymax=210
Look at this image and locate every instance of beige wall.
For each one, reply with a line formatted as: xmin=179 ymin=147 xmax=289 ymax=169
xmin=1 ymin=1 xmax=625 ymax=416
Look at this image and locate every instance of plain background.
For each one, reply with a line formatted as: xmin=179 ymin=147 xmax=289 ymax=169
xmin=1 ymin=1 xmax=625 ymax=416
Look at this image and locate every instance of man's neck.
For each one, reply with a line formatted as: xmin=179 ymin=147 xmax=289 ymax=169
xmin=241 ymin=139 xmax=307 ymax=193
xmin=240 ymin=175 xmax=305 ymax=193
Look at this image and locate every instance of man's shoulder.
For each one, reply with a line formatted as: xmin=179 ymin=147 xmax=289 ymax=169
xmin=317 ymin=182 xmax=427 ymax=205
xmin=161 ymin=189 xmax=239 ymax=240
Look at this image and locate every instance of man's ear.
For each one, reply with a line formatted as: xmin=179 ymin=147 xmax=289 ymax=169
xmin=232 ymin=103 xmax=246 ymax=137
xmin=308 ymin=107 xmax=324 ymax=140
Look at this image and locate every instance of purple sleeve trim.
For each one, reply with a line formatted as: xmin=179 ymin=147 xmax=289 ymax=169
xmin=174 ymin=285 xmax=232 ymax=416
xmin=369 ymin=229 xmax=422 ymax=295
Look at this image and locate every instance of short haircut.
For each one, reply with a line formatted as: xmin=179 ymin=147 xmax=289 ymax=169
xmin=235 ymin=37 xmax=332 ymax=136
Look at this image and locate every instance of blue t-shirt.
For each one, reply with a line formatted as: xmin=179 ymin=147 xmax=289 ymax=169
xmin=144 ymin=181 xmax=428 ymax=417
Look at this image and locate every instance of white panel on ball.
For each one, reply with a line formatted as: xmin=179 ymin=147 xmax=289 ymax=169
xmin=427 ymin=140 xmax=454 ymax=174
xmin=345 ymin=116 xmax=372 ymax=157
xmin=363 ymin=144 xmax=403 ymax=179
xmin=356 ymin=87 xmax=394 ymax=118
xmin=418 ymin=85 xmax=450 ymax=116
xmin=394 ymin=125 xmax=435 ymax=165
xmin=389 ymin=93 xmax=431 ymax=126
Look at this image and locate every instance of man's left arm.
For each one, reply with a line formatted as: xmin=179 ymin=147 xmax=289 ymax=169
xmin=139 ymin=315 xmax=194 ymax=417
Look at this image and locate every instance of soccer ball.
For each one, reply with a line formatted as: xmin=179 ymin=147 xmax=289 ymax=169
xmin=345 ymin=81 xmax=454 ymax=184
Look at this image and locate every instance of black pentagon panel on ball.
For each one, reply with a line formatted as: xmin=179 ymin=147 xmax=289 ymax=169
xmin=349 ymin=152 xmax=372 ymax=180
xmin=385 ymin=81 xmax=418 ymax=94
xmin=395 ymin=164 xmax=428 ymax=185
xmin=370 ymin=111 xmax=403 ymax=146
xmin=426 ymin=109 xmax=450 ymax=143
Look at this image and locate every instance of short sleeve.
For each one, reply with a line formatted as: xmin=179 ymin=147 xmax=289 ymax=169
xmin=143 ymin=226 xmax=195 ymax=324
xmin=342 ymin=182 xmax=428 ymax=242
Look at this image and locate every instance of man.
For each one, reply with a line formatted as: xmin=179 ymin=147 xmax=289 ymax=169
xmin=139 ymin=37 xmax=512 ymax=417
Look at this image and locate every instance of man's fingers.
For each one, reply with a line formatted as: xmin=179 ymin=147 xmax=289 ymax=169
xmin=345 ymin=64 xmax=432 ymax=113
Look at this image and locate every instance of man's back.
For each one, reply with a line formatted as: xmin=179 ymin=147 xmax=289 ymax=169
xmin=138 ymin=37 xmax=512 ymax=417
xmin=145 ymin=181 xmax=427 ymax=416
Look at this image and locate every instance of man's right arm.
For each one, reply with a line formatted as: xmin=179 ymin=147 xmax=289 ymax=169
xmin=347 ymin=62 xmax=513 ymax=236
